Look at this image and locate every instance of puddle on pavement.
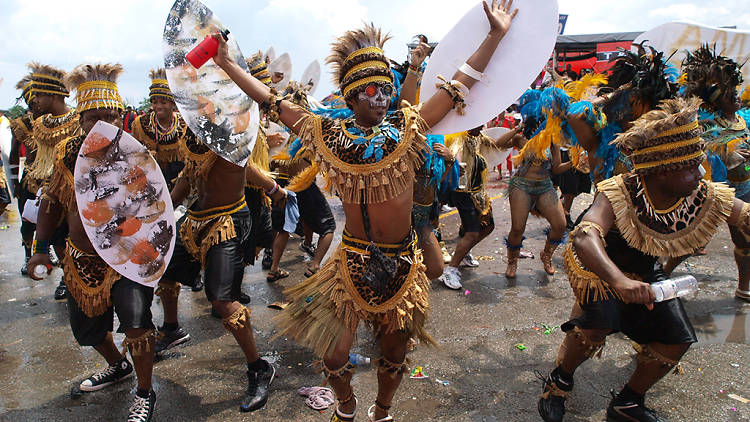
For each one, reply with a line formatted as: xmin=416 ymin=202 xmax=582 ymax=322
xmin=692 ymin=311 xmax=749 ymax=344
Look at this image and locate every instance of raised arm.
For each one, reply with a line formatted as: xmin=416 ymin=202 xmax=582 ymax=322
xmin=550 ymin=144 xmax=573 ymax=175
xmin=491 ymin=125 xmax=522 ymax=148
xmin=398 ymin=42 xmax=430 ymax=106
xmin=573 ymin=193 xmax=655 ymax=308
xmin=212 ymin=37 xmax=309 ymax=135
xmin=419 ymin=0 xmax=518 ymax=128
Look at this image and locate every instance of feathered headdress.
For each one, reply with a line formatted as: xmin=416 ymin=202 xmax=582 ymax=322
xmin=148 ymin=68 xmax=173 ymax=102
xmin=246 ymin=51 xmax=271 ymax=86
xmin=683 ymin=43 xmax=744 ymax=109
xmin=612 ymin=97 xmax=704 ymax=175
xmin=327 ymin=23 xmax=394 ymax=101
xmin=66 ymin=63 xmax=124 ymax=112
xmin=607 ymin=42 xmax=677 ymax=109
xmin=15 ymin=62 xmax=69 ymax=105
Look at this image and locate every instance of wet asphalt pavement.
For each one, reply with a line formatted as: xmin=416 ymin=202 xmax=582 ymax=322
xmin=0 ymin=178 xmax=748 ymax=422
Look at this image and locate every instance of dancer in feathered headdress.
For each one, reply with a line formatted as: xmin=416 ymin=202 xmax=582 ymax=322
xmin=27 ymin=62 xmax=162 ymax=422
xmin=682 ymin=44 xmax=750 ymax=302
xmin=14 ymin=62 xmax=81 ymax=297
xmin=539 ymin=96 xmax=750 ymax=422
xmin=212 ymin=1 xmax=519 ymax=419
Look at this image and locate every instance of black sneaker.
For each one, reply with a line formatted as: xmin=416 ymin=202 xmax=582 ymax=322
xmin=79 ymin=358 xmax=133 ymax=391
xmin=537 ymin=369 xmax=573 ymax=422
xmin=21 ymin=257 xmax=29 ymax=276
xmin=240 ymin=359 xmax=275 ymax=412
xmin=191 ymin=272 xmax=204 ymax=292
xmin=300 ymin=242 xmax=316 ymax=258
xmin=606 ymin=390 xmax=666 ymax=422
xmin=128 ymin=390 xmax=156 ymax=422
xmin=238 ymin=292 xmax=251 ymax=304
xmin=261 ymin=249 xmax=273 ymax=270
xmin=155 ymin=326 xmax=191 ymax=353
xmin=54 ymin=279 xmax=67 ymax=301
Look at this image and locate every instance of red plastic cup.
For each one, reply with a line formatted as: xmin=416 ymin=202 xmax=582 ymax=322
xmin=186 ymin=29 xmax=230 ymax=68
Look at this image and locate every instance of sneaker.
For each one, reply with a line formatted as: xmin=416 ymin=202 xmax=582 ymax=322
xmin=79 ymin=358 xmax=133 ymax=392
xmin=536 ymin=369 xmax=573 ymax=422
xmin=155 ymin=326 xmax=191 ymax=354
xmin=238 ymin=292 xmax=251 ymax=304
xmin=300 ymin=242 xmax=316 ymax=258
xmin=606 ymin=390 xmax=666 ymax=422
xmin=240 ymin=359 xmax=275 ymax=412
xmin=54 ymin=279 xmax=67 ymax=301
xmin=21 ymin=257 xmax=29 ymax=276
xmin=128 ymin=390 xmax=156 ymax=422
xmin=461 ymin=252 xmax=479 ymax=267
xmin=440 ymin=267 xmax=462 ymax=290
xmin=191 ymin=272 xmax=204 ymax=292
xmin=261 ymin=249 xmax=273 ymax=270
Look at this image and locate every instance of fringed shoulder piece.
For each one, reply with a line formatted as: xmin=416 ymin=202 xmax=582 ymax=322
xmin=296 ymin=105 xmax=429 ymax=203
xmin=47 ymin=134 xmax=85 ymax=212
xmin=597 ymin=173 xmax=734 ymax=257
xmin=131 ymin=114 xmax=157 ymax=152
xmin=10 ymin=115 xmax=34 ymax=149
xmin=32 ymin=109 xmax=80 ymax=147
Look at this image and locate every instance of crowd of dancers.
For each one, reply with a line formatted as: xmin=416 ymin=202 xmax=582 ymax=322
xmin=1 ymin=1 xmax=749 ymax=421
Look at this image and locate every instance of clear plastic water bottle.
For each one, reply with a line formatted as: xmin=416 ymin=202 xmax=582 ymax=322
xmin=650 ymin=275 xmax=698 ymax=302
xmin=349 ymin=353 xmax=371 ymax=366
xmin=33 ymin=265 xmax=48 ymax=279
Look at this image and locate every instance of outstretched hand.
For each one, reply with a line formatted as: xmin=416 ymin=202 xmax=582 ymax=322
xmin=410 ymin=42 xmax=431 ymax=68
xmin=483 ymin=0 xmax=519 ymax=39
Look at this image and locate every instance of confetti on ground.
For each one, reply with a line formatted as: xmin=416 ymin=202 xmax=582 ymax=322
xmin=475 ymin=255 xmax=495 ymax=261
xmin=410 ymin=366 xmax=428 ymax=379
xmin=464 ymin=290 xmax=471 ymax=295
xmin=728 ymin=394 xmax=749 ymax=404
xmin=515 ymin=344 xmax=527 ymax=351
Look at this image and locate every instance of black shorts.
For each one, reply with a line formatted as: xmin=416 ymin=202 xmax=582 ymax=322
xmin=0 ymin=185 xmax=9 ymax=205
xmin=163 ymin=207 xmax=251 ymax=302
xmin=450 ymin=191 xmax=494 ymax=233
xmin=68 ymin=278 xmax=155 ymax=347
xmin=17 ymin=184 xmax=36 ymax=239
xmin=162 ymin=161 xmax=185 ymax=191
xmin=245 ymin=187 xmax=274 ymax=253
xmin=557 ymin=150 xmax=592 ymax=195
xmin=296 ymin=183 xmax=336 ymax=236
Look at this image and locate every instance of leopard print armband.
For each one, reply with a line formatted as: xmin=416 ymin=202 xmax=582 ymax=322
xmin=260 ymin=88 xmax=282 ymax=122
xmin=435 ymin=75 xmax=468 ymax=115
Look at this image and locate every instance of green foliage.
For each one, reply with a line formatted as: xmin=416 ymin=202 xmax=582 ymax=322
xmin=3 ymin=105 xmax=27 ymax=119
xmin=137 ymin=97 xmax=151 ymax=112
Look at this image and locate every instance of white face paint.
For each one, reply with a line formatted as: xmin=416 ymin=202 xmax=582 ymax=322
xmin=357 ymin=84 xmax=393 ymax=109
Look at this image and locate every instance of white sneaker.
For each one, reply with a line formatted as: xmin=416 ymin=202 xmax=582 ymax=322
xmin=462 ymin=252 xmax=479 ymax=267
xmin=440 ymin=266 xmax=462 ymax=290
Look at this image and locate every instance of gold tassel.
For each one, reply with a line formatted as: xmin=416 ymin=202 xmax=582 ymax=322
xmin=121 ymin=330 xmax=156 ymax=356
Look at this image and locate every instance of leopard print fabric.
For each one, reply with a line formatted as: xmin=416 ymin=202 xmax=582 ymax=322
xmin=624 ymin=173 xmax=707 ymax=234
xmin=319 ymin=109 xmax=407 ymax=166
xmin=345 ymin=249 xmax=413 ymax=307
xmin=134 ymin=111 xmax=189 ymax=164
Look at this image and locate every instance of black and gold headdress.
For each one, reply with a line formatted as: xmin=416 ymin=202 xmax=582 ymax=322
xmin=246 ymin=51 xmax=272 ymax=86
xmin=612 ymin=97 xmax=704 ymax=175
xmin=683 ymin=44 xmax=744 ymax=109
xmin=606 ymin=42 xmax=677 ymax=110
xmin=148 ymin=68 xmax=174 ymax=102
xmin=66 ymin=63 xmax=124 ymax=112
xmin=327 ymin=23 xmax=394 ymax=101
xmin=15 ymin=62 xmax=69 ymax=105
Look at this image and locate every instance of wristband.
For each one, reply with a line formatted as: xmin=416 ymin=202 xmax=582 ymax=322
xmin=32 ymin=239 xmax=49 ymax=255
xmin=408 ymin=64 xmax=420 ymax=72
xmin=458 ymin=62 xmax=484 ymax=81
xmin=266 ymin=182 xmax=279 ymax=195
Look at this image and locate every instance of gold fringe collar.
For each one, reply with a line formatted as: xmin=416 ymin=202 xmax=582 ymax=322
xmin=597 ymin=174 xmax=735 ymax=258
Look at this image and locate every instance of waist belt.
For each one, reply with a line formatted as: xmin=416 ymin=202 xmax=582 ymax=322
xmin=187 ymin=196 xmax=246 ymax=221
xmin=341 ymin=229 xmax=415 ymax=257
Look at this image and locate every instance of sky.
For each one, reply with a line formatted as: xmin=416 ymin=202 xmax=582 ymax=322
xmin=1 ymin=0 xmax=748 ymax=110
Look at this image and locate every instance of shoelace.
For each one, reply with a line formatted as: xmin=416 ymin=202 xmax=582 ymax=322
xmin=127 ymin=396 xmax=150 ymax=422
xmin=247 ymin=372 xmax=259 ymax=392
xmin=90 ymin=364 xmax=119 ymax=382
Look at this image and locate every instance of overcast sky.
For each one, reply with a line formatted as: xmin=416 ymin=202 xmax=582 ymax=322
xmin=1 ymin=0 xmax=748 ymax=110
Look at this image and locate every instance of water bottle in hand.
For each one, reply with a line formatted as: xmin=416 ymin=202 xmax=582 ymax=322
xmin=349 ymin=353 xmax=371 ymax=366
xmin=650 ymin=275 xmax=698 ymax=302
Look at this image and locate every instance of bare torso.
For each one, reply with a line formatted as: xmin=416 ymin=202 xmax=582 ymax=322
xmin=341 ymin=186 xmax=413 ymax=243
xmin=195 ymin=158 xmax=246 ymax=210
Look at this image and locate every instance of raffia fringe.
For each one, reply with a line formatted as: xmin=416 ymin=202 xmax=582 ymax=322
xmin=0 ymin=171 xmax=6 ymax=189
xmin=10 ymin=117 xmax=33 ymax=147
xmin=564 ymin=245 xmax=623 ymax=304
xmin=273 ymin=244 xmax=435 ymax=358
xmin=179 ymin=214 xmax=237 ymax=267
xmin=632 ymin=342 xmax=684 ymax=375
xmin=376 ymin=355 xmax=409 ymax=379
xmin=597 ymin=175 xmax=734 ymax=258
xmin=32 ymin=114 xmax=80 ymax=147
xmin=47 ymin=140 xmax=77 ymax=211
xmin=155 ymin=281 xmax=181 ymax=299
xmin=296 ymin=106 xmax=429 ymax=204
xmin=22 ymin=175 xmax=41 ymax=193
xmin=222 ymin=305 xmax=251 ymax=331
xmin=27 ymin=144 xmax=57 ymax=181
xmin=62 ymin=251 xmax=118 ymax=318
xmin=121 ymin=329 xmax=156 ymax=356
xmin=287 ymin=162 xmax=319 ymax=192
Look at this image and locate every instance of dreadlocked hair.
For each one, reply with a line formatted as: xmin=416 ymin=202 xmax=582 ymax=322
xmin=683 ymin=43 xmax=744 ymax=110
xmin=612 ymin=97 xmax=704 ymax=176
xmin=66 ymin=63 xmax=124 ymax=91
xmin=327 ymin=22 xmax=393 ymax=101
xmin=606 ymin=42 xmax=677 ymax=109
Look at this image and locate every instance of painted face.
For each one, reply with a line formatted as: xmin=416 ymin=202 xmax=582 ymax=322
xmin=80 ymin=108 xmax=123 ymax=135
xmin=357 ymin=83 xmax=393 ymax=109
